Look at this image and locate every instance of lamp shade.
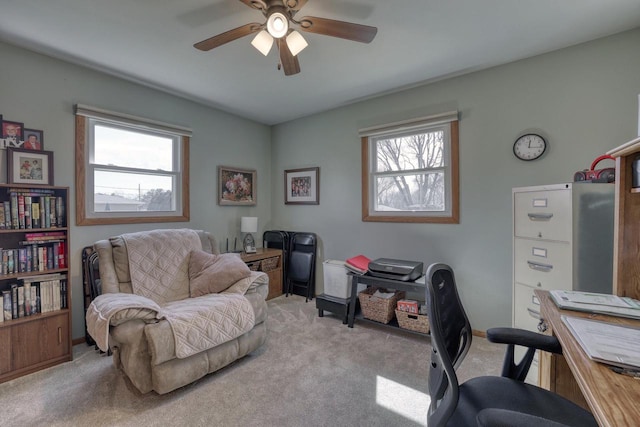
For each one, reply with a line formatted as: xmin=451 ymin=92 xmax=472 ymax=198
xmin=251 ymin=30 xmax=273 ymax=56
xmin=286 ymin=30 xmax=308 ymax=56
xmin=266 ymin=11 xmax=288 ymax=38
xmin=241 ymin=216 xmax=258 ymax=233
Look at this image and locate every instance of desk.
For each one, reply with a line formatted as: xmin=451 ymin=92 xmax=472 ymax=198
xmin=536 ymin=290 xmax=640 ymax=426
xmin=347 ymin=273 xmax=427 ymax=334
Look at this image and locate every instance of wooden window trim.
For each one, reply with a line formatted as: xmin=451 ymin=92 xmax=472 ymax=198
xmin=75 ymin=115 xmax=190 ymax=226
xmin=361 ymin=120 xmax=459 ymax=224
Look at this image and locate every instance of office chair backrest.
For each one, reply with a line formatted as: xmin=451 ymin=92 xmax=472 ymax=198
xmin=425 ymin=263 xmax=472 ymax=427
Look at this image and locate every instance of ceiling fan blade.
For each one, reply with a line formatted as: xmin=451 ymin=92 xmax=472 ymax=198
xmin=298 ymin=16 xmax=377 ymax=43
xmin=194 ymin=23 xmax=262 ymax=51
xmin=237 ymin=0 xmax=267 ymax=12
xmin=277 ymin=38 xmax=301 ymax=76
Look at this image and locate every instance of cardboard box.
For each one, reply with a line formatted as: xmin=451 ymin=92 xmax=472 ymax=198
xmin=397 ymin=299 xmax=419 ymax=314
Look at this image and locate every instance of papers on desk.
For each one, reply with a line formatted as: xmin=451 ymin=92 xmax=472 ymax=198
xmin=562 ymin=316 xmax=640 ymax=370
xmin=550 ymin=290 xmax=640 ymax=320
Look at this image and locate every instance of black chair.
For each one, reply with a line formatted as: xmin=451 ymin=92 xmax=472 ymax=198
xmin=425 ymin=263 xmax=598 ymax=427
xmin=286 ymin=232 xmax=317 ymax=302
xmin=263 ymin=230 xmax=290 ymax=289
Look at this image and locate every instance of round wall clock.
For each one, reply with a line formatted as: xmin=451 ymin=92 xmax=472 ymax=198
xmin=513 ymin=133 xmax=547 ymax=161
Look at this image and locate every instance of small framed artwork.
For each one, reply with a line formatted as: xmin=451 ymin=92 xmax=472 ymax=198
xmin=218 ymin=166 xmax=256 ymax=205
xmin=7 ymin=148 xmax=54 ymax=186
xmin=22 ymin=129 xmax=44 ymax=150
xmin=285 ymin=167 xmax=319 ymax=205
xmin=2 ymin=120 xmax=24 ymax=141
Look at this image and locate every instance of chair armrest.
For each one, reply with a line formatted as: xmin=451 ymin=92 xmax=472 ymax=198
xmin=477 ymin=408 xmax=573 ymax=427
xmin=486 ymin=327 xmax=561 ymax=381
xmin=487 ymin=327 xmax=561 ymax=354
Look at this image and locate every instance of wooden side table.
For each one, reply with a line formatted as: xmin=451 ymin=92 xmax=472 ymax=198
xmin=240 ymin=248 xmax=283 ymax=300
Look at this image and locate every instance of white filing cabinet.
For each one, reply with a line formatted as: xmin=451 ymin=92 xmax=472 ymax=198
xmin=512 ymin=183 xmax=614 ymax=384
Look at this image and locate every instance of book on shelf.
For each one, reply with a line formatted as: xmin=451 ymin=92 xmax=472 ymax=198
xmin=2 ymin=290 xmax=11 ymax=321
xmin=1 ymin=191 xmax=64 ymax=230
xmin=345 ymin=254 xmax=371 ymax=274
xmin=0 ymin=274 xmax=67 ymax=319
xmin=550 ymin=290 xmax=640 ymax=320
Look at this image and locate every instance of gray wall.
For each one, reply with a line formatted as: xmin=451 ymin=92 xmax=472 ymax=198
xmin=0 ymin=41 xmax=272 ymax=339
xmin=271 ymin=28 xmax=640 ymax=331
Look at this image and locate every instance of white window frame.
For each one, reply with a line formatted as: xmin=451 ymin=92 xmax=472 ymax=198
xmin=360 ymin=111 xmax=459 ymax=224
xmin=75 ymin=105 xmax=190 ymax=225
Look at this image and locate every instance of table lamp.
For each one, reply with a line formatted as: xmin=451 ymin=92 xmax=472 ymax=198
xmin=241 ymin=216 xmax=258 ymax=253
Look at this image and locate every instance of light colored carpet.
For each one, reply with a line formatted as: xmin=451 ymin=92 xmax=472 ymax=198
xmin=0 ymin=295 xmax=502 ymax=426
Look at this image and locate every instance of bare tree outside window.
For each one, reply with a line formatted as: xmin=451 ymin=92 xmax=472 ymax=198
xmin=362 ymin=116 xmax=459 ymax=224
xmin=374 ymin=130 xmax=445 ymax=211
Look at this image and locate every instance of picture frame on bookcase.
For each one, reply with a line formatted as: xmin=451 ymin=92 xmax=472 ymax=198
xmin=7 ymin=148 xmax=54 ymax=186
xmin=22 ymin=129 xmax=44 ymax=150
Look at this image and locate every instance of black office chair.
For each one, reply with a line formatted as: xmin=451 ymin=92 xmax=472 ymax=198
xmin=286 ymin=232 xmax=317 ymax=302
xmin=425 ymin=263 xmax=598 ymax=427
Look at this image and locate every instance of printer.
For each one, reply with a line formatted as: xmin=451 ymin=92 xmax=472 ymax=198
xmin=367 ymin=258 xmax=424 ymax=282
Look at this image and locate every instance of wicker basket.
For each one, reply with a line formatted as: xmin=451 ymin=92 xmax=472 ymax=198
xmin=395 ymin=310 xmax=430 ymax=334
xmin=246 ymin=261 xmax=260 ymax=271
xmin=358 ymin=287 xmax=406 ymax=324
xmin=260 ymin=257 xmax=279 ymax=272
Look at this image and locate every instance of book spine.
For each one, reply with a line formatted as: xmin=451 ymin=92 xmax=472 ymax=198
xmin=3 ymin=201 xmax=10 ymax=229
xmin=11 ymin=284 xmax=18 ymax=319
xmin=24 ymin=283 xmax=31 ymax=316
xmin=31 ymin=201 xmax=40 ymax=228
xmin=43 ymin=196 xmax=51 ymax=228
xmin=10 ymin=193 xmax=18 ymax=229
xmin=58 ymin=241 xmax=66 ymax=269
xmin=49 ymin=197 xmax=56 ymax=228
xmin=2 ymin=290 xmax=11 ymax=321
xmin=17 ymin=195 xmax=25 ymax=229
xmin=56 ymin=196 xmax=64 ymax=227
xmin=24 ymin=196 xmax=32 ymax=229
xmin=46 ymin=246 xmax=53 ymax=270
xmin=0 ymin=203 xmax=4 ymax=230
xmin=38 ymin=196 xmax=46 ymax=228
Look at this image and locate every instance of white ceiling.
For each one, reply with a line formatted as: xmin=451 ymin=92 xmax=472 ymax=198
xmin=1 ymin=0 xmax=640 ymax=125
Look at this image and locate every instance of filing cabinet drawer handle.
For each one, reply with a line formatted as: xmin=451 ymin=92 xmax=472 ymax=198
xmin=527 ymin=308 xmax=541 ymax=319
xmin=527 ymin=260 xmax=553 ymax=272
xmin=527 ymin=212 xmax=554 ymax=221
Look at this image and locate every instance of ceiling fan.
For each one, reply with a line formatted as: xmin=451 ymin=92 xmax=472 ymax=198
xmin=193 ymin=0 xmax=377 ymax=76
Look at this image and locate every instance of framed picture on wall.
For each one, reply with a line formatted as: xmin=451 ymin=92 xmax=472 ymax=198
xmin=7 ymin=148 xmax=54 ymax=185
xmin=218 ymin=166 xmax=256 ymax=205
xmin=285 ymin=167 xmax=319 ymax=205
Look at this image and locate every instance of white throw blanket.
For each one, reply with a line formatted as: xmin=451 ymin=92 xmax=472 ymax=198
xmin=86 ymin=292 xmax=255 ymax=359
xmin=122 ymin=229 xmax=202 ymax=304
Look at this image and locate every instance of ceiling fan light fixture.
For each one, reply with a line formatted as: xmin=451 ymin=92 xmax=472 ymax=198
xmin=286 ymin=30 xmax=308 ymax=56
xmin=251 ymin=30 xmax=273 ymax=56
xmin=267 ymin=11 xmax=288 ymax=38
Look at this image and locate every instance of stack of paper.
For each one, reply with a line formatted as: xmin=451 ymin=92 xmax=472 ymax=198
xmin=550 ymin=290 xmax=640 ymax=320
xmin=562 ymin=316 xmax=640 ymax=370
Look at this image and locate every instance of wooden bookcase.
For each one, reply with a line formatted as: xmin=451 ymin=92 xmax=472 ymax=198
xmin=607 ymin=136 xmax=640 ymax=300
xmin=0 ymin=184 xmax=71 ymax=384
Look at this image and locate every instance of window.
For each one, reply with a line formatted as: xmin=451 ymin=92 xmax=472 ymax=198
xmin=361 ymin=112 xmax=459 ymax=223
xmin=75 ymin=105 xmax=190 ymax=225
